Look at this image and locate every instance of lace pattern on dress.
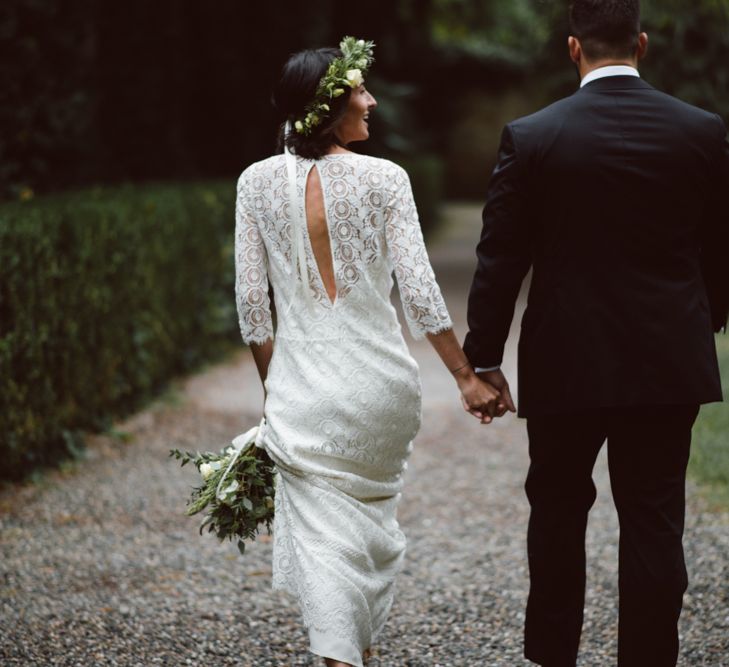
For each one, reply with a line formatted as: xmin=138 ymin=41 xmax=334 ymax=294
xmin=234 ymin=155 xmax=452 ymax=342
xmin=384 ymin=165 xmax=453 ymax=339
xmin=235 ymin=173 xmax=274 ymax=344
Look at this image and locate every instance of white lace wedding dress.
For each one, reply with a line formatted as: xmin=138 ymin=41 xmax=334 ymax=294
xmin=235 ymin=152 xmax=452 ymax=666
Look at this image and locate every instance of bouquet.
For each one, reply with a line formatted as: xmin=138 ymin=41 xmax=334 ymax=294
xmin=169 ymin=422 xmax=276 ymax=555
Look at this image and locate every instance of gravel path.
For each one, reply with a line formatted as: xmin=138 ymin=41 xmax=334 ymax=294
xmin=2 ymin=203 xmax=727 ymax=666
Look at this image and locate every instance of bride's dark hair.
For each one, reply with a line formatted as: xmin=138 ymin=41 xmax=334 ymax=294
xmin=272 ymin=47 xmax=352 ymax=160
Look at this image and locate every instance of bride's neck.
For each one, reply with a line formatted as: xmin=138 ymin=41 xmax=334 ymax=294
xmin=325 ymin=145 xmax=353 ymax=155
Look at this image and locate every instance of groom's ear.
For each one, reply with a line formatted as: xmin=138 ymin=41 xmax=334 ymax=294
xmin=568 ymin=36 xmax=582 ymax=66
xmin=636 ymin=32 xmax=649 ymax=61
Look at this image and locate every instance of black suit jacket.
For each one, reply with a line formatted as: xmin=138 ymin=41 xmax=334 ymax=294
xmin=463 ymin=76 xmax=729 ymax=417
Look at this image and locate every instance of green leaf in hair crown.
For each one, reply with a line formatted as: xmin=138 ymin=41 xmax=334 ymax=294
xmin=293 ymin=36 xmax=375 ymax=136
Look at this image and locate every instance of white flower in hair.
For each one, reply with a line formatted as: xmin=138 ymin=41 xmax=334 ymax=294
xmin=346 ymin=69 xmax=364 ymax=88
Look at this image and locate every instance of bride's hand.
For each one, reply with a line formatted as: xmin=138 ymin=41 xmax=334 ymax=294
xmin=455 ymin=371 xmax=502 ymax=424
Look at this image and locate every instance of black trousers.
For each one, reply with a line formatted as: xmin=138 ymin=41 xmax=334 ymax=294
xmin=523 ymin=404 xmax=700 ymax=667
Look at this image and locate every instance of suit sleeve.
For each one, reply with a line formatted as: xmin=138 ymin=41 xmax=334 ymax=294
xmin=463 ymin=124 xmax=532 ymax=367
xmin=701 ymin=115 xmax=729 ymax=333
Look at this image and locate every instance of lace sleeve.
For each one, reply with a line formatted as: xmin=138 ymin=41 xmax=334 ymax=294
xmin=235 ymin=173 xmax=274 ymax=345
xmin=385 ymin=165 xmax=453 ymax=340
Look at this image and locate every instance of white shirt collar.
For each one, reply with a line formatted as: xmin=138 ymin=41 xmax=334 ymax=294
xmin=580 ymin=65 xmax=640 ymax=88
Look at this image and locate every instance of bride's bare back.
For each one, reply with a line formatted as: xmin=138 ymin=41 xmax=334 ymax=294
xmin=305 ymin=166 xmax=337 ymax=304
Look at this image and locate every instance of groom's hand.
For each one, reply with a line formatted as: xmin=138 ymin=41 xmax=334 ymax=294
xmin=476 ymin=369 xmax=516 ymax=418
xmin=454 ymin=370 xmax=501 ymax=424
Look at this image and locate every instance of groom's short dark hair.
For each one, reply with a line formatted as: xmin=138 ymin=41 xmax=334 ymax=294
xmin=570 ymin=0 xmax=641 ymax=61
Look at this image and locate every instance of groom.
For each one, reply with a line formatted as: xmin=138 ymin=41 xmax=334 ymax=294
xmin=463 ymin=1 xmax=729 ymax=665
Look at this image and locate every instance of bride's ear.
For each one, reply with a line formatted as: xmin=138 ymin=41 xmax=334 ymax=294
xmin=568 ymin=36 xmax=582 ymax=66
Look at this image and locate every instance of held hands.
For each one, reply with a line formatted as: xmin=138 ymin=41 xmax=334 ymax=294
xmin=452 ymin=366 xmax=504 ymax=424
xmin=475 ymin=369 xmax=516 ymax=422
xmin=423 ymin=330 xmax=515 ymax=424
xmin=452 ymin=366 xmax=516 ymax=424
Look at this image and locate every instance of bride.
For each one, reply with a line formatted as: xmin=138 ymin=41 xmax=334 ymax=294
xmin=235 ymin=37 xmax=502 ymax=667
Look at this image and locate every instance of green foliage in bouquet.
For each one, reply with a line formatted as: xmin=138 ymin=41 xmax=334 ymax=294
xmin=170 ymin=435 xmax=276 ymax=555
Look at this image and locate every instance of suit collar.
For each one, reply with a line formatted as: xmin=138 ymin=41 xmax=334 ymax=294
xmin=578 ymin=75 xmax=654 ymax=93
xmin=581 ymin=65 xmax=640 ymax=87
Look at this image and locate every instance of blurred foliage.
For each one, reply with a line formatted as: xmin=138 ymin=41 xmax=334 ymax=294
xmin=690 ymin=335 xmax=729 ymax=508
xmin=436 ymin=0 xmax=729 ymax=197
xmin=530 ymin=0 xmax=729 ymax=115
xmin=431 ymin=0 xmax=549 ymax=69
xmin=3 ymin=0 xmax=728 ymax=200
xmin=0 ymin=182 xmax=237 ymax=480
xmin=640 ymin=0 xmax=729 ymax=122
xmin=399 ymin=156 xmax=444 ymax=234
xmin=0 ymin=0 xmax=97 ymax=198
xmin=0 ymin=0 xmax=441 ymax=199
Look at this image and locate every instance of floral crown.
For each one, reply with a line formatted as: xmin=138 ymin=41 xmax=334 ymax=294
xmin=292 ymin=36 xmax=375 ymax=136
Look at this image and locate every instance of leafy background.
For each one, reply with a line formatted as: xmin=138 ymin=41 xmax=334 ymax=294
xmin=3 ymin=0 xmax=729 ymax=201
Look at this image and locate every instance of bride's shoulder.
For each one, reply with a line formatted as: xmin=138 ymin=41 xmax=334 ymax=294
xmin=349 ymin=154 xmax=408 ymax=183
xmin=237 ymin=155 xmax=286 ymax=188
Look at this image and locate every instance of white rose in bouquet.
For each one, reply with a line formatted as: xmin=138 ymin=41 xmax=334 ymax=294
xmin=170 ymin=420 xmax=275 ymax=556
xmin=218 ymin=479 xmax=239 ymax=505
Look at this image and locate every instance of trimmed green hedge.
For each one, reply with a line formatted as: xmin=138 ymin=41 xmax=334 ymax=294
xmin=0 ymin=182 xmax=238 ymax=480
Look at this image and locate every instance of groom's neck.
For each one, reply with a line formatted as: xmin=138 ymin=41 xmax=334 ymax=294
xmin=578 ymin=57 xmax=639 ymax=80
